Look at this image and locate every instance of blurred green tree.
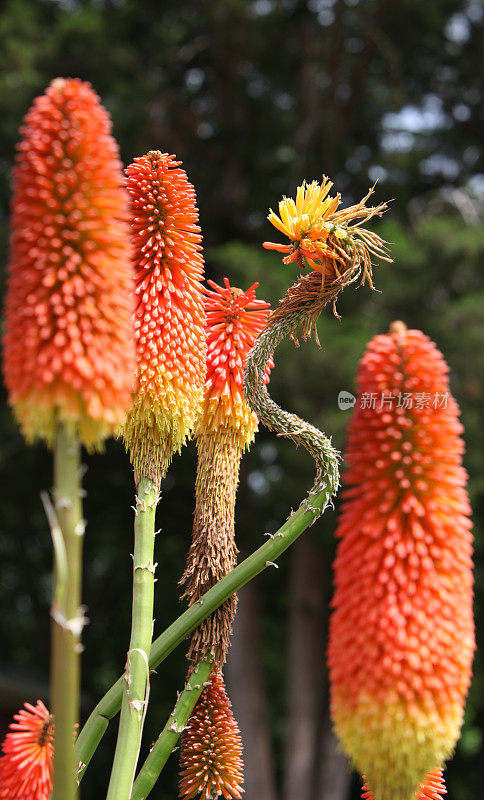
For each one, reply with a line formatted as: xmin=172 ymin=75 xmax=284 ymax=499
xmin=0 ymin=1 xmax=482 ymax=798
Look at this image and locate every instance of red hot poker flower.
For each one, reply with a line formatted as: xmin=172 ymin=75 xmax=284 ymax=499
xmin=180 ymin=671 xmax=243 ymax=799
xmin=201 ymin=277 xmax=273 ymax=445
xmin=0 ymin=700 xmax=54 ymax=800
xmin=3 ymin=78 xmax=134 ymax=449
xmin=362 ymin=769 xmax=446 ymax=800
xmin=181 ymin=278 xmax=272 ymax=666
xmin=123 ymin=151 xmax=206 ymax=483
xmin=328 ymin=323 xmax=474 ymax=800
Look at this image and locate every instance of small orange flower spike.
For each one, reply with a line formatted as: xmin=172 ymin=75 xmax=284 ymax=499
xmin=200 ymin=278 xmax=273 ymax=447
xmin=123 ymin=150 xmax=206 ymax=484
xmin=328 ymin=322 xmax=474 ymax=800
xmin=3 ymin=78 xmax=134 ymax=449
xmin=180 ymin=671 xmax=243 ymax=799
xmin=181 ymin=278 xmax=272 ymax=666
xmin=362 ymin=768 xmax=446 ymax=800
xmin=0 ymin=701 xmax=54 ymax=800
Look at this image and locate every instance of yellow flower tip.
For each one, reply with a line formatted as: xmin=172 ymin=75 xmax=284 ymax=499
xmin=264 ymin=176 xmax=391 ymax=290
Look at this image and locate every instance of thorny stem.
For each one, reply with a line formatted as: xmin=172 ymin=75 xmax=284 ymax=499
xmin=130 ymin=658 xmax=214 ymax=800
xmin=50 ymin=423 xmax=85 ymax=800
xmin=106 ymin=477 xmax=159 ymax=800
xmin=75 ymin=486 xmax=334 ymax=779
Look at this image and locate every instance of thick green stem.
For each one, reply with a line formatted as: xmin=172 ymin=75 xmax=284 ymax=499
xmin=131 ymin=658 xmax=213 ymax=800
xmin=51 ymin=423 xmax=84 ymax=800
xmin=75 ymin=485 xmax=335 ymax=779
xmin=106 ymin=477 xmax=159 ymax=800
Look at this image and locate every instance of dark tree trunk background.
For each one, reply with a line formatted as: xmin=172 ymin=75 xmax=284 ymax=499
xmin=283 ymin=535 xmax=325 ymax=800
xmin=226 ymin=582 xmax=277 ymax=800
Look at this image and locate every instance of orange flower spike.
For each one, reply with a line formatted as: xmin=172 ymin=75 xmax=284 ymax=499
xmin=3 ymin=78 xmax=135 ymax=448
xmin=362 ymin=769 xmax=446 ymax=800
xmin=0 ymin=701 xmax=54 ymax=800
xmin=201 ymin=277 xmax=273 ymax=447
xmin=180 ymin=671 xmax=243 ymax=800
xmin=123 ymin=150 xmax=206 ymax=483
xmin=328 ymin=323 xmax=474 ymax=800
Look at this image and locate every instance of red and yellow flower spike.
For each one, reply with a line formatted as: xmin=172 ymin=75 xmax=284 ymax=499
xmin=264 ymin=178 xmax=391 ymax=290
xmin=123 ymin=150 xmax=206 ymax=483
xmin=181 ymin=278 xmax=272 ymax=666
xmin=3 ymin=78 xmax=134 ymax=448
xmin=201 ymin=277 xmax=273 ymax=447
xmin=0 ymin=700 xmax=54 ymax=800
xmin=328 ymin=322 xmax=474 ymax=800
xmin=362 ymin=768 xmax=446 ymax=800
xmin=179 ymin=670 xmax=243 ymax=799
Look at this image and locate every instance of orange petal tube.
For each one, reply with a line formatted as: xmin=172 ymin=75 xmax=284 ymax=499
xmin=362 ymin=768 xmax=446 ymax=800
xmin=328 ymin=324 xmax=474 ymax=800
xmin=123 ymin=151 xmax=206 ymax=483
xmin=0 ymin=700 xmax=54 ymax=800
xmin=179 ymin=671 xmax=243 ymax=799
xmin=3 ymin=78 xmax=134 ymax=449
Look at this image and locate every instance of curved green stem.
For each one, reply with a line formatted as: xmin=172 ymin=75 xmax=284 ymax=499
xmin=105 ymin=477 xmax=159 ymax=800
xmin=75 ymin=485 xmax=335 ymax=779
xmin=130 ymin=658 xmax=213 ymax=800
xmin=244 ymin=309 xmax=339 ymax=494
xmin=50 ymin=423 xmax=85 ymax=800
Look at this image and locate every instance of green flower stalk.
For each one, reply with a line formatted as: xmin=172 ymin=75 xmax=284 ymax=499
xmin=75 ymin=490 xmax=330 ymax=781
xmin=2 ymin=78 xmax=134 ymax=800
xmin=107 ymin=151 xmax=206 ymax=800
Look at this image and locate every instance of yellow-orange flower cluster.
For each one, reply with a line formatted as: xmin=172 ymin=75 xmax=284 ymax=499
xmin=200 ymin=278 xmax=272 ymax=449
xmin=328 ymin=323 xmax=474 ymax=800
xmin=0 ymin=700 xmax=53 ymax=800
xmin=263 ymin=178 xmax=390 ymax=290
xmin=362 ymin=768 xmax=446 ymax=800
xmin=123 ymin=150 xmax=206 ymax=482
xmin=3 ymin=78 xmax=134 ymax=448
xmin=180 ymin=671 xmax=243 ymax=799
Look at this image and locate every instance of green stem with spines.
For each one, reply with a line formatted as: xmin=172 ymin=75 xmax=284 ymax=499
xmin=130 ymin=658 xmax=213 ymax=800
xmin=105 ymin=477 xmax=159 ymax=800
xmin=75 ymin=486 xmax=335 ymax=780
xmin=51 ymin=422 xmax=84 ymax=800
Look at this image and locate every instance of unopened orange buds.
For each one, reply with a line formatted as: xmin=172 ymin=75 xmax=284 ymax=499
xmin=180 ymin=671 xmax=243 ymax=799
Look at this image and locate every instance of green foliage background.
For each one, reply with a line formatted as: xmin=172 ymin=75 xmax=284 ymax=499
xmin=0 ymin=1 xmax=482 ymax=798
